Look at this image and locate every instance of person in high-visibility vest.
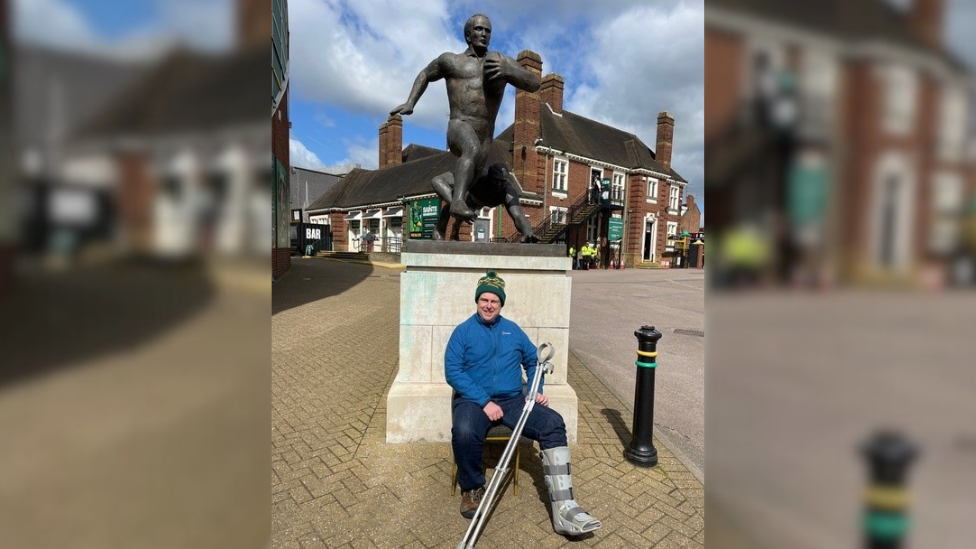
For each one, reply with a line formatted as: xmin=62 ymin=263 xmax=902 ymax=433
xmin=569 ymin=245 xmax=577 ymax=270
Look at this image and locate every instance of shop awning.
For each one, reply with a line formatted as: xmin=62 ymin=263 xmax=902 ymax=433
xmin=343 ymin=211 xmax=361 ymax=221
xmin=382 ymin=207 xmax=403 ymax=217
xmin=364 ymin=209 xmax=382 ymax=219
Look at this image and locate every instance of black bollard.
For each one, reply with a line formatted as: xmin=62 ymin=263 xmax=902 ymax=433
xmin=861 ymin=430 xmax=917 ymax=549
xmin=625 ymin=325 xmax=662 ymax=466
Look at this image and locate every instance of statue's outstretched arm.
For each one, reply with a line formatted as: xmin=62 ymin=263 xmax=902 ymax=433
xmin=391 ymin=55 xmax=448 ymax=116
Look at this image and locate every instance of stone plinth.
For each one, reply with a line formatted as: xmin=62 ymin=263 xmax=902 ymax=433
xmin=386 ymin=241 xmax=578 ymax=443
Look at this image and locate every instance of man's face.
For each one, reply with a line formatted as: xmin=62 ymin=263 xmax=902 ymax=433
xmin=477 ymin=293 xmax=501 ymax=323
xmin=466 ymin=17 xmax=491 ymax=49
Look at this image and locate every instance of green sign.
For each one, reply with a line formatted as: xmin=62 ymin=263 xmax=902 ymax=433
xmin=608 ymin=217 xmax=623 ymax=242
xmin=601 ymin=177 xmax=611 ymax=205
xmin=408 ymin=197 xmax=440 ymax=239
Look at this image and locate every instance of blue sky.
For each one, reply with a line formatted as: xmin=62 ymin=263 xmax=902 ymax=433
xmin=13 ymin=0 xmax=234 ymax=58
xmin=15 ymin=0 xmax=976 ymax=222
xmin=286 ymin=0 xmax=706 ymax=209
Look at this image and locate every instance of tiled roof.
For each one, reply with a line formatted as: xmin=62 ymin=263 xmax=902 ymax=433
xmin=74 ymin=45 xmax=266 ymax=140
xmin=15 ymin=45 xmax=148 ymax=148
xmin=710 ymin=0 xmax=970 ymax=70
xmin=307 ymin=138 xmax=535 ymax=211
xmin=498 ymin=107 xmax=687 ymax=182
xmin=310 ymin=106 xmax=689 ymax=211
xmin=401 ymin=143 xmax=446 ymax=162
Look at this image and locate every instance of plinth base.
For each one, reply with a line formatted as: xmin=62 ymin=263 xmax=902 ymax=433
xmin=386 ymin=243 xmax=578 ymax=443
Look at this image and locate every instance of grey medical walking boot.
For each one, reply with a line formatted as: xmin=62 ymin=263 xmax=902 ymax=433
xmin=540 ymin=446 xmax=602 ymax=535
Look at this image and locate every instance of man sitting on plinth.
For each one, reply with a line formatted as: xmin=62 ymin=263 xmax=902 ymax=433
xmin=445 ymin=270 xmax=601 ymax=535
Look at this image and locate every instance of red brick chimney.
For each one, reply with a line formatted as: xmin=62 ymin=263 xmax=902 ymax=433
xmin=513 ymin=50 xmax=543 ymax=194
xmin=238 ymin=0 xmax=270 ymax=50
xmin=656 ymin=111 xmax=674 ymax=171
xmin=540 ymin=73 xmax=564 ymax=114
xmin=378 ymin=114 xmax=402 ymax=168
xmin=910 ymin=0 xmax=944 ymax=51
xmin=378 ymin=121 xmax=389 ymax=168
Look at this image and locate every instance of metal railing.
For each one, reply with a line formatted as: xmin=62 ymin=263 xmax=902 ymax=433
xmin=382 ymin=235 xmax=403 ymax=254
xmin=504 ymin=191 xmax=598 ymax=243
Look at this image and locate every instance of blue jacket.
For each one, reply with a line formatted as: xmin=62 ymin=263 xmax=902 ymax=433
xmin=445 ymin=313 xmax=540 ymax=407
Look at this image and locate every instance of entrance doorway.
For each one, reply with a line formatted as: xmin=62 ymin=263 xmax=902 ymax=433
xmin=643 ymin=218 xmax=656 ymax=262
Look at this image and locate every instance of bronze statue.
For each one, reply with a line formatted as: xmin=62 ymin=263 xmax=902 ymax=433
xmin=391 ymin=13 xmax=541 ymax=242
xmin=432 ymin=162 xmax=539 ymax=242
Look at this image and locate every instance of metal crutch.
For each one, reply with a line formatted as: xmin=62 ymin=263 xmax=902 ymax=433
xmin=456 ymin=342 xmax=556 ymax=549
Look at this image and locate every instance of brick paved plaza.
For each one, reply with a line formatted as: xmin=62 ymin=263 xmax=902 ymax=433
xmin=272 ymin=258 xmax=704 ymax=548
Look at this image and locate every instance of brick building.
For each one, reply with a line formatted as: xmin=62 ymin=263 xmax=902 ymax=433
xmin=706 ymin=0 xmax=974 ymax=284
xmin=271 ymin=0 xmax=291 ymax=278
xmin=309 ymin=50 xmax=690 ymax=267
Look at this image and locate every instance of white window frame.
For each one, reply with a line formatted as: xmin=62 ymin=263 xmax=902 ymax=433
xmin=612 ymin=172 xmax=625 ymax=202
xmin=586 ymin=218 xmax=599 ymax=244
xmin=552 ymin=157 xmax=568 ymax=195
xmin=930 ymin=172 xmax=963 ymax=254
xmin=938 ymin=85 xmax=968 ymax=163
xmin=665 ymin=221 xmax=678 ymax=251
xmin=881 ymin=64 xmax=917 ymax=136
xmin=668 ymin=185 xmax=680 ymax=212
xmin=549 ymin=206 xmax=568 ymax=225
xmin=799 ymin=50 xmax=838 ymax=135
xmin=645 ymin=177 xmax=658 ymax=203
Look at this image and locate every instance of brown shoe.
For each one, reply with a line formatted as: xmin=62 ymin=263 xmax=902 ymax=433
xmin=459 ymin=486 xmax=485 ymax=519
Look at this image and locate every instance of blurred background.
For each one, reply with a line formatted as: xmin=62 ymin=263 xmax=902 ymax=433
xmin=706 ymin=0 xmax=975 ymax=291
xmin=706 ymin=0 xmax=976 ymax=548
xmin=0 ymin=0 xmax=270 ymax=548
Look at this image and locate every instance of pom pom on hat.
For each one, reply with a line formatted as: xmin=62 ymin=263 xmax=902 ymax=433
xmin=475 ymin=270 xmax=506 ymax=306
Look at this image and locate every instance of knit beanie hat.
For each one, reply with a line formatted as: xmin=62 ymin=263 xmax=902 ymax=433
xmin=475 ymin=270 xmax=506 ymax=307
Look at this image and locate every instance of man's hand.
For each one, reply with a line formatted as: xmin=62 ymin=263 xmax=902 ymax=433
xmin=534 ymin=393 xmax=549 ymax=407
xmin=390 ymin=103 xmax=414 ymax=116
xmin=483 ymin=401 xmax=503 ymax=421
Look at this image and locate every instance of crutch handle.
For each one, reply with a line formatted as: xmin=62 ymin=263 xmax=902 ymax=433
xmin=538 ymin=342 xmax=555 ymax=364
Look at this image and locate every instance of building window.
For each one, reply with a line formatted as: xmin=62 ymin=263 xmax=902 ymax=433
xmin=612 ymin=172 xmax=625 ymax=202
xmin=938 ymin=86 xmax=967 ymax=162
xmin=799 ymin=50 xmax=838 ymax=137
xmin=667 ymin=221 xmax=678 ymax=237
xmin=549 ymin=206 xmax=568 ymax=225
xmin=646 ymin=177 xmax=658 ymax=201
xmin=552 ymin=158 xmax=568 ymax=193
xmin=669 ymin=185 xmax=680 ymax=211
xmin=586 ymin=218 xmax=599 ymax=244
xmin=882 ymin=65 xmax=917 ymax=136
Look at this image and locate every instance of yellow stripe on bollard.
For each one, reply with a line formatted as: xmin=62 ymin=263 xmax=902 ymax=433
xmin=636 ymin=350 xmax=658 ymax=358
xmin=865 ymin=487 xmax=910 ymax=510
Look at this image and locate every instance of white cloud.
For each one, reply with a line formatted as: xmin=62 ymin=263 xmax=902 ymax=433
xmin=289 ymin=0 xmax=705 ymax=206
xmin=344 ymin=138 xmax=380 ymax=170
xmin=14 ymin=0 xmax=100 ymax=50
xmin=14 ymin=0 xmax=233 ymax=60
xmin=568 ymin=1 xmax=704 ymax=184
xmin=290 ymin=137 xmax=327 ymax=170
xmin=290 ymin=0 xmax=458 ymax=130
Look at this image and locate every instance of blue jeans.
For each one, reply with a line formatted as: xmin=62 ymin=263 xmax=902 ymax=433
xmin=452 ymin=395 xmax=567 ymax=491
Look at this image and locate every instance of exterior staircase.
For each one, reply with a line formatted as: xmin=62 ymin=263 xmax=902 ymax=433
xmin=505 ymin=192 xmax=602 ymax=244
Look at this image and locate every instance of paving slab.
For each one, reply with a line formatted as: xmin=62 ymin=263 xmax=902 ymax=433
xmin=272 ymin=258 xmax=704 ymax=548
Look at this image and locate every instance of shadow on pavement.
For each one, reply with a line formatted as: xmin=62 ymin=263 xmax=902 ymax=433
xmin=601 ymin=408 xmax=633 ymax=449
xmin=0 ymin=258 xmax=216 ymax=388
xmin=272 ymin=259 xmax=376 ymax=315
